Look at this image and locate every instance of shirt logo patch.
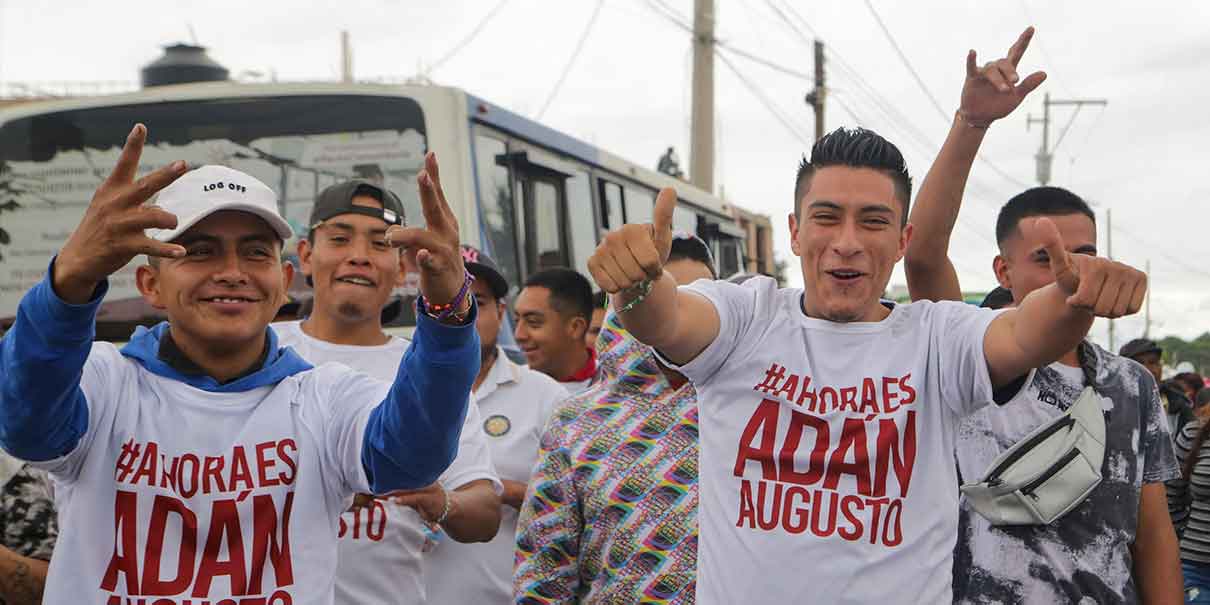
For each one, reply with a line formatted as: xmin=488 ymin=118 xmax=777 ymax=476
xmin=484 ymin=415 xmax=511 ymax=437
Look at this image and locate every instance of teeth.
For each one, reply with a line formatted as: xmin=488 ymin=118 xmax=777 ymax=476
xmin=340 ymin=277 xmax=373 ymax=286
xmin=208 ymin=297 xmax=250 ymax=303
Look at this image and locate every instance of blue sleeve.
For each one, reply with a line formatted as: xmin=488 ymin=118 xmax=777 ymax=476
xmin=0 ymin=267 xmax=102 ymax=461
xmin=360 ymin=303 xmax=480 ymax=493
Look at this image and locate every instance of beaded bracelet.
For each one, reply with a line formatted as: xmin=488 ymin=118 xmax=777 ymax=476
xmin=422 ymin=271 xmax=475 ymax=323
xmin=616 ymin=279 xmax=653 ymax=314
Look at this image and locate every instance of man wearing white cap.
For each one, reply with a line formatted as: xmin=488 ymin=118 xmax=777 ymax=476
xmin=0 ymin=124 xmax=479 ymax=604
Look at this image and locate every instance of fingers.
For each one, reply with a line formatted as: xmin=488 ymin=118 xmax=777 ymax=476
xmin=630 ymin=234 xmax=665 ymax=280
xmin=125 ymin=160 xmax=187 ymax=206
xmin=982 ymin=60 xmax=1018 ymax=92
xmin=108 ymin=124 xmax=147 ymax=186
xmin=966 ymin=50 xmax=978 ymax=79
xmin=1066 ymin=257 xmax=1106 ymax=310
xmin=1091 ymin=270 xmax=1121 ymax=316
xmin=1016 ymin=71 xmax=1047 ymax=97
xmin=1127 ymin=272 xmax=1148 ymax=314
xmin=415 ymin=152 xmax=456 ymax=236
xmin=387 ymin=225 xmax=445 ymax=251
xmin=134 ymin=236 xmax=186 ymax=259
xmin=1109 ymin=275 xmax=1135 ymax=318
xmin=651 ymin=188 xmax=677 ymax=262
xmin=1007 ymin=26 xmax=1035 ymax=66
xmin=1023 ymin=217 xmax=1079 ymax=294
xmin=593 ymin=251 xmax=633 ymax=294
xmin=114 ymin=206 xmax=179 ymax=232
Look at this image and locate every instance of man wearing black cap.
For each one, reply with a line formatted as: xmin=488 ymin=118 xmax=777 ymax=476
xmin=424 ymin=245 xmax=568 ymax=604
xmin=273 ymin=180 xmax=503 ymax=604
xmin=1122 ymin=338 xmax=1194 ymax=442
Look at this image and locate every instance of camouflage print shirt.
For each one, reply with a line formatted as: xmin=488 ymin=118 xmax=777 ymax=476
xmin=953 ymin=342 xmax=1178 ymax=604
xmin=0 ymin=462 xmax=57 ymax=561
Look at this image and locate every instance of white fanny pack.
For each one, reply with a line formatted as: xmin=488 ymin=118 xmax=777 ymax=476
xmin=960 ymin=385 xmax=1107 ymax=526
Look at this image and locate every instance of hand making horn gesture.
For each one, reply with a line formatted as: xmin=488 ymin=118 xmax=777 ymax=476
xmin=588 ymin=187 xmax=677 ymax=294
xmin=385 ymin=152 xmax=469 ymax=313
xmin=53 ymin=124 xmax=188 ymax=304
xmin=959 ymin=27 xmax=1048 ymax=127
xmin=1023 ymin=217 xmax=1147 ymax=318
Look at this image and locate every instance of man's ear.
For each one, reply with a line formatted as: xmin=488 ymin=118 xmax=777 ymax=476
xmin=279 ymin=261 xmax=295 ymax=307
xmin=896 ymin=223 xmax=914 ymax=262
xmin=568 ymin=315 xmax=588 ymax=341
xmin=136 ymin=264 xmax=167 ymax=309
xmin=993 ymin=255 xmax=1012 ymax=290
xmin=788 ymin=212 xmax=802 ymax=257
xmin=297 ymin=238 xmax=314 ymax=282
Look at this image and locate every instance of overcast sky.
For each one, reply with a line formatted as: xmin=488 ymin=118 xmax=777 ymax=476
xmin=2 ymin=0 xmax=1207 ymax=345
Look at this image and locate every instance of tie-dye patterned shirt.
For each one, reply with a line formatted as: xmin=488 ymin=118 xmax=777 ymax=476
xmin=515 ymin=311 xmax=698 ymax=604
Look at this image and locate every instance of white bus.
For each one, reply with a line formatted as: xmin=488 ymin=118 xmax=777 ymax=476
xmin=0 ymin=82 xmax=752 ymax=339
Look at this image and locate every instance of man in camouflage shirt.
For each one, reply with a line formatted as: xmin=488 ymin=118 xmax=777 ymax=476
xmin=0 ymin=450 xmax=57 ymax=604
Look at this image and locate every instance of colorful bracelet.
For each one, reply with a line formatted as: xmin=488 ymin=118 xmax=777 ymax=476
xmin=422 ymin=271 xmax=475 ymax=323
xmin=616 ymin=279 xmax=653 ymax=314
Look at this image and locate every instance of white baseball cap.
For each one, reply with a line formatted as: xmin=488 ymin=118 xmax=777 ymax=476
xmin=147 ymin=165 xmax=294 ymax=242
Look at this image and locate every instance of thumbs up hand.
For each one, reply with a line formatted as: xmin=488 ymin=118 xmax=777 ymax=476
xmin=588 ymin=188 xmax=677 ymax=293
xmin=1022 ymin=217 xmax=1147 ymax=318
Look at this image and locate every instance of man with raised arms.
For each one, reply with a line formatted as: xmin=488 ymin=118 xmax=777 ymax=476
xmin=273 ymin=178 xmax=502 ymax=604
xmin=588 ymin=123 xmax=1147 ymax=601
xmin=906 ymin=29 xmax=1181 ymax=604
xmin=0 ymin=126 xmax=479 ymax=604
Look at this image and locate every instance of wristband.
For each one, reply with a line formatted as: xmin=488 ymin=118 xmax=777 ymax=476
xmin=616 ymin=279 xmax=653 ymax=314
xmin=422 ymin=271 xmax=474 ymax=323
xmin=434 ymin=487 xmax=452 ymax=525
xmin=956 ymin=109 xmax=992 ymax=130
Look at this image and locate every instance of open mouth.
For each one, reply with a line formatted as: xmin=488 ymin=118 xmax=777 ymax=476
xmin=201 ymin=296 xmax=259 ymax=304
xmin=336 ymin=276 xmax=376 ymax=287
xmin=826 ymin=269 xmax=865 ymax=282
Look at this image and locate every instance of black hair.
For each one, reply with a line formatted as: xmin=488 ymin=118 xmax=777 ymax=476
xmin=794 ymin=127 xmax=912 ymax=226
xmin=524 ymin=268 xmax=594 ymax=322
xmin=994 ymin=187 xmax=1095 ymax=246
xmin=668 ymin=237 xmax=717 ymax=278
xmin=306 ymin=184 xmax=387 ymax=244
xmin=592 ymin=290 xmax=608 ymax=310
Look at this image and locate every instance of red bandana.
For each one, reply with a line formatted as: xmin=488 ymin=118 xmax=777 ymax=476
xmin=563 ymin=347 xmax=598 ymax=383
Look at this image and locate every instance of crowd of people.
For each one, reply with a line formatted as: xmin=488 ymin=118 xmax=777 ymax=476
xmin=0 ymin=25 xmax=1206 ymax=605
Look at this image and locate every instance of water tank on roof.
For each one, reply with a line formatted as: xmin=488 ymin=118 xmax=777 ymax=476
xmin=141 ymin=43 xmax=229 ymax=88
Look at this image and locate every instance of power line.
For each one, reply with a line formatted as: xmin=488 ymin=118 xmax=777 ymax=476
xmin=535 ymin=0 xmax=604 ymax=120
xmin=424 ymin=0 xmax=513 ymax=76
xmin=1111 ymin=225 xmax=1210 ymax=281
xmin=860 ymin=0 xmax=948 ymax=120
xmin=714 ymin=47 xmax=813 ymax=145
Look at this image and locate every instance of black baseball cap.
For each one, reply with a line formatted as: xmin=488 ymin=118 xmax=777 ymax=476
xmin=670 ymin=231 xmax=716 ymax=278
xmin=1120 ymin=338 xmax=1162 ymax=359
xmin=461 ymin=245 xmax=509 ymax=299
xmin=309 ymin=179 xmax=404 ymax=230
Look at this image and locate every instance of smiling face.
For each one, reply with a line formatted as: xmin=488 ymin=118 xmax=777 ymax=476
xmin=513 ymin=285 xmax=587 ymax=376
xmin=136 ymin=210 xmax=292 ymax=355
xmin=789 ymin=165 xmax=911 ymax=322
xmin=994 ymin=212 xmax=1097 ymax=305
xmin=298 ymin=195 xmax=405 ymax=325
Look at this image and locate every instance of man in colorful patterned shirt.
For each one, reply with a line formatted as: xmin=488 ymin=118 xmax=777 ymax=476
xmin=514 ymin=234 xmax=714 ymax=604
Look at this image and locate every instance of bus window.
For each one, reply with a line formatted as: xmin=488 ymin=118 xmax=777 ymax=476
xmin=718 ymin=237 xmax=742 ymax=277
xmin=598 ymin=180 xmax=624 ymax=231
xmin=0 ymin=94 xmax=427 ymax=337
xmin=527 ymin=178 xmax=566 ymax=272
xmin=566 ymin=170 xmax=596 ymax=277
xmin=672 ymin=202 xmax=698 ymax=236
xmin=473 ymin=134 xmax=521 ymax=292
xmin=625 ymin=186 xmax=654 ymax=225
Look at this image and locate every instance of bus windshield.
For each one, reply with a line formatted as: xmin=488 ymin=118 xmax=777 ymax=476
xmin=0 ymin=94 xmax=427 ymax=338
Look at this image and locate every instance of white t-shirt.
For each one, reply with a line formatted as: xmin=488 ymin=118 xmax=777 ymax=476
xmin=424 ymin=347 xmax=568 ymax=603
xmin=35 ymin=343 xmax=384 ymax=604
xmin=667 ymin=277 xmax=1001 ymax=604
xmin=273 ymin=321 xmax=500 ymax=605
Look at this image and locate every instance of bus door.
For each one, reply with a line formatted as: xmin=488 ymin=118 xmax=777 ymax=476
xmin=511 ymin=152 xmax=574 ymax=280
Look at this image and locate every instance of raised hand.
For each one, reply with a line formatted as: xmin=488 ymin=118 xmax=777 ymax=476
xmin=53 ymin=124 xmax=188 ymax=304
xmin=389 ymin=483 xmax=448 ymax=523
xmin=1024 ymin=217 xmax=1147 ymax=318
xmin=960 ymin=27 xmax=1047 ymax=126
xmin=385 ymin=152 xmax=467 ymax=308
xmin=588 ymin=187 xmax=676 ymax=293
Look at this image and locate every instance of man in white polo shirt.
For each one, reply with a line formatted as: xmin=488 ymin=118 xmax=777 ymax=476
xmin=588 ymin=126 xmax=1148 ymax=603
xmin=424 ymin=246 xmax=568 ymax=603
xmin=272 ymin=179 xmax=503 ymax=604
xmin=0 ymin=126 xmax=479 ymax=604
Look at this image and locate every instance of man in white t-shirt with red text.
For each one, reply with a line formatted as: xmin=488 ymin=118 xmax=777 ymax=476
xmin=0 ymin=128 xmax=480 ymax=604
xmin=272 ymin=179 xmax=503 ymax=604
xmin=587 ymin=127 xmax=1148 ymax=603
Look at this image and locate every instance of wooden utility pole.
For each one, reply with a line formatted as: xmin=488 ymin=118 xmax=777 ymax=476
xmin=804 ymin=40 xmax=826 ymax=141
xmin=689 ymin=0 xmax=715 ymax=193
xmin=340 ymin=31 xmax=353 ymax=83
xmin=1107 ymin=208 xmax=1115 ymax=352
